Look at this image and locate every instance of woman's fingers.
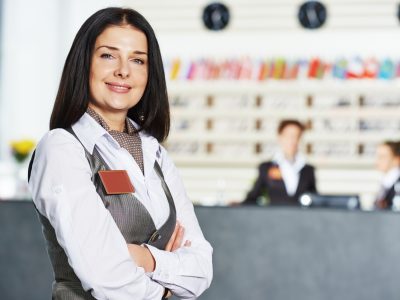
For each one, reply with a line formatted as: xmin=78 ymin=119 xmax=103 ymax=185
xmin=165 ymin=222 xmax=191 ymax=252
xmin=171 ymin=226 xmax=185 ymax=251
xmin=165 ymin=222 xmax=180 ymax=252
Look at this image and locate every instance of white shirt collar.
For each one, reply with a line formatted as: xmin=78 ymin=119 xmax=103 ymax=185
xmin=272 ymin=151 xmax=306 ymax=196
xmin=71 ymin=112 xmax=109 ymax=154
xmin=71 ymin=113 xmax=159 ymax=159
xmin=381 ymin=167 xmax=400 ymax=189
xmin=273 ymin=151 xmax=306 ymax=172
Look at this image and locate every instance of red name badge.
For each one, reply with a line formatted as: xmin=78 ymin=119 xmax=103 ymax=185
xmin=268 ymin=167 xmax=282 ymax=180
xmin=98 ymin=170 xmax=135 ymax=195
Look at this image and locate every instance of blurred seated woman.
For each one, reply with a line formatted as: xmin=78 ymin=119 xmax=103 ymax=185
xmin=375 ymin=140 xmax=400 ymax=210
xmin=243 ymin=119 xmax=317 ymax=206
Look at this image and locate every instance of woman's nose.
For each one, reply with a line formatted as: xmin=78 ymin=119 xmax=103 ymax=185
xmin=114 ymin=59 xmax=130 ymax=78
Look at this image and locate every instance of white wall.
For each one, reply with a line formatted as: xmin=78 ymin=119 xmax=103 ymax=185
xmin=130 ymin=0 xmax=400 ymax=58
xmin=0 ymin=0 xmax=121 ymax=160
xmin=0 ymin=0 xmax=60 ymax=159
xmin=2 ymin=0 xmax=400 ymax=160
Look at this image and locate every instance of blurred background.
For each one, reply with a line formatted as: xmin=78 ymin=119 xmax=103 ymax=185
xmin=2 ymin=1 xmax=400 ymax=299
xmin=1 ymin=0 xmax=400 ymax=206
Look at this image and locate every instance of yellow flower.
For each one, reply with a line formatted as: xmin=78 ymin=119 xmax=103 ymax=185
xmin=10 ymin=139 xmax=36 ymax=155
xmin=10 ymin=139 xmax=36 ymax=163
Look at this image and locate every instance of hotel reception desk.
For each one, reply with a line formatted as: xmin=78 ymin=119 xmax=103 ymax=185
xmin=1 ymin=201 xmax=399 ymax=300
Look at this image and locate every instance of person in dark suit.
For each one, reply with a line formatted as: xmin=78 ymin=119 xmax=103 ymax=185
xmin=375 ymin=141 xmax=400 ymax=210
xmin=243 ymin=119 xmax=317 ymax=206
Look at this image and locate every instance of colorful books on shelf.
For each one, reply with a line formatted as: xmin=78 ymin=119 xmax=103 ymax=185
xmin=165 ymin=57 xmax=400 ymax=81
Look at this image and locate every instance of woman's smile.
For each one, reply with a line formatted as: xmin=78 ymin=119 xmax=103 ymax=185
xmin=105 ymin=82 xmax=132 ymax=93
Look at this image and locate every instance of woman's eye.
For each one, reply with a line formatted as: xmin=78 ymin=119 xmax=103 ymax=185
xmin=132 ymin=58 xmax=144 ymax=65
xmin=100 ymin=53 xmax=114 ymax=59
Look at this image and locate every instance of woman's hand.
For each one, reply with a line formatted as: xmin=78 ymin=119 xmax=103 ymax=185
xmin=127 ymin=244 xmax=155 ymax=273
xmin=165 ymin=222 xmax=191 ymax=252
xmin=127 ymin=222 xmax=191 ymax=273
xmin=127 ymin=222 xmax=191 ymax=299
xmin=163 ymin=222 xmax=190 ymax=300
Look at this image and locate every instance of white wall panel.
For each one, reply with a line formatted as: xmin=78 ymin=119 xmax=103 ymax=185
xmin=123 ymin=0 xmax=400 ymax=31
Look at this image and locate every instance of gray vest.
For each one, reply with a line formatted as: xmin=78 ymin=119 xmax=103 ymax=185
xmin=29 ymin=128 xmax=176 ymax=299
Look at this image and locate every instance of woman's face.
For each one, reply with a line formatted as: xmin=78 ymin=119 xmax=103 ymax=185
xmin=376 ymin=144 xmax=399 ymax=173
xmin=278 ymin=125 xmax=303 ymax=160
xmin=89 ymin=25 xmax=148 ymax=115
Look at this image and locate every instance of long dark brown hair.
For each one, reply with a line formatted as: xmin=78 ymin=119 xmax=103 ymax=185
xmin=50 ymin=7 xmax=170 ymax=142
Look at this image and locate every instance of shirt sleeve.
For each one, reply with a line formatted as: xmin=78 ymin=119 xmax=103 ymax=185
xmin=145 ymin=146 xmax=213 ymax=299
xmin=28 ymin=129 xmax=164 ymax=300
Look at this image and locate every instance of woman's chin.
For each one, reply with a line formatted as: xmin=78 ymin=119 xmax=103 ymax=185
xmin=107 ymin=99 xmax=139 ymax=111
xmin=106 ymin=104 xmax=132 ymax=112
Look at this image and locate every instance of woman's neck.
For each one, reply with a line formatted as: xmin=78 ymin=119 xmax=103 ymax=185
xmin=88 ymin=104 xmax=126 ymax=132
xmin=284 ymin=153 xmax=296 ymax=163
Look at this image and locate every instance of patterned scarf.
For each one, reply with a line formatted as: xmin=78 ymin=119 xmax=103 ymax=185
xmin=86 ymin=107 xmax=144 ymax=174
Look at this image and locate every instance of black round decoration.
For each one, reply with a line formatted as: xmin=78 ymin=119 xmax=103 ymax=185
xmin=298 ymin=1 xmax=327 ymax=29
xmin=397 ymin=4 xmax=400 ymax=23
xmin=202 ymin=3 xmax=230 ymax=31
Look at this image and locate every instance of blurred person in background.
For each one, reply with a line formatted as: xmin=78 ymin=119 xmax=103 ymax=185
xmin=375 ymin=140 xmax=400 ymax=210
xmin=243 ymin=119 xmax=317 ymax=206
xmin=28 ymin=7 xmax=212 ymax=300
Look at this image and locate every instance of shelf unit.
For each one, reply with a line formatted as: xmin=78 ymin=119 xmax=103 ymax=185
xmin=162 ymin=79 xmax=399 ymax=205
xmin=165 ymin=79 xmax=400 ymax=169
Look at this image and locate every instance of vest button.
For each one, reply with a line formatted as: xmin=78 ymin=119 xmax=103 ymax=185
xmin=104 ymin=201 xmax=110 ymax=208
xmin=150 ymin=232 xmax=161 ymax=242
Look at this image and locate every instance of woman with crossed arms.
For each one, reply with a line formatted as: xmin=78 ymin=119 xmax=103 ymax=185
xmin=28 ymin=7 xmax=212 ymax=300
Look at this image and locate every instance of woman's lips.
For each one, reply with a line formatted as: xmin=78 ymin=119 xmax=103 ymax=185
xmin=105 ymin=82 xmax=132 ymax=93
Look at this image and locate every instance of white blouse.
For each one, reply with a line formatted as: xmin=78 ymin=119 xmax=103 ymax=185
xmin=273 ymin=152 xmax=306 ymax=196
xmin=28 ymin=113 xmax=213 ymax=300
xmin=381 ymin=167 xmax=400 ymax=190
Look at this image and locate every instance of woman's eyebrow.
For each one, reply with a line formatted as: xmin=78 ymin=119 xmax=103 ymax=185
xmin=95 ymin=45 xmax=147 ymax=55
xmin=133 ymin=50 xmax=148 ymax=55
xmin=95 ymin=45 xmax=118 ymax=51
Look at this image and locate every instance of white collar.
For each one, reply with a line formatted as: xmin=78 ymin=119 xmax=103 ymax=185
xmin=71 ymin=112 xmax=108 ymax=154
xmin=71 ymin=113 xmax=159 ymax=159
xmin=381 ymin=168 xmax=400 ymax=189
xmin=273 ymin=151 xmax=306 ymax=172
